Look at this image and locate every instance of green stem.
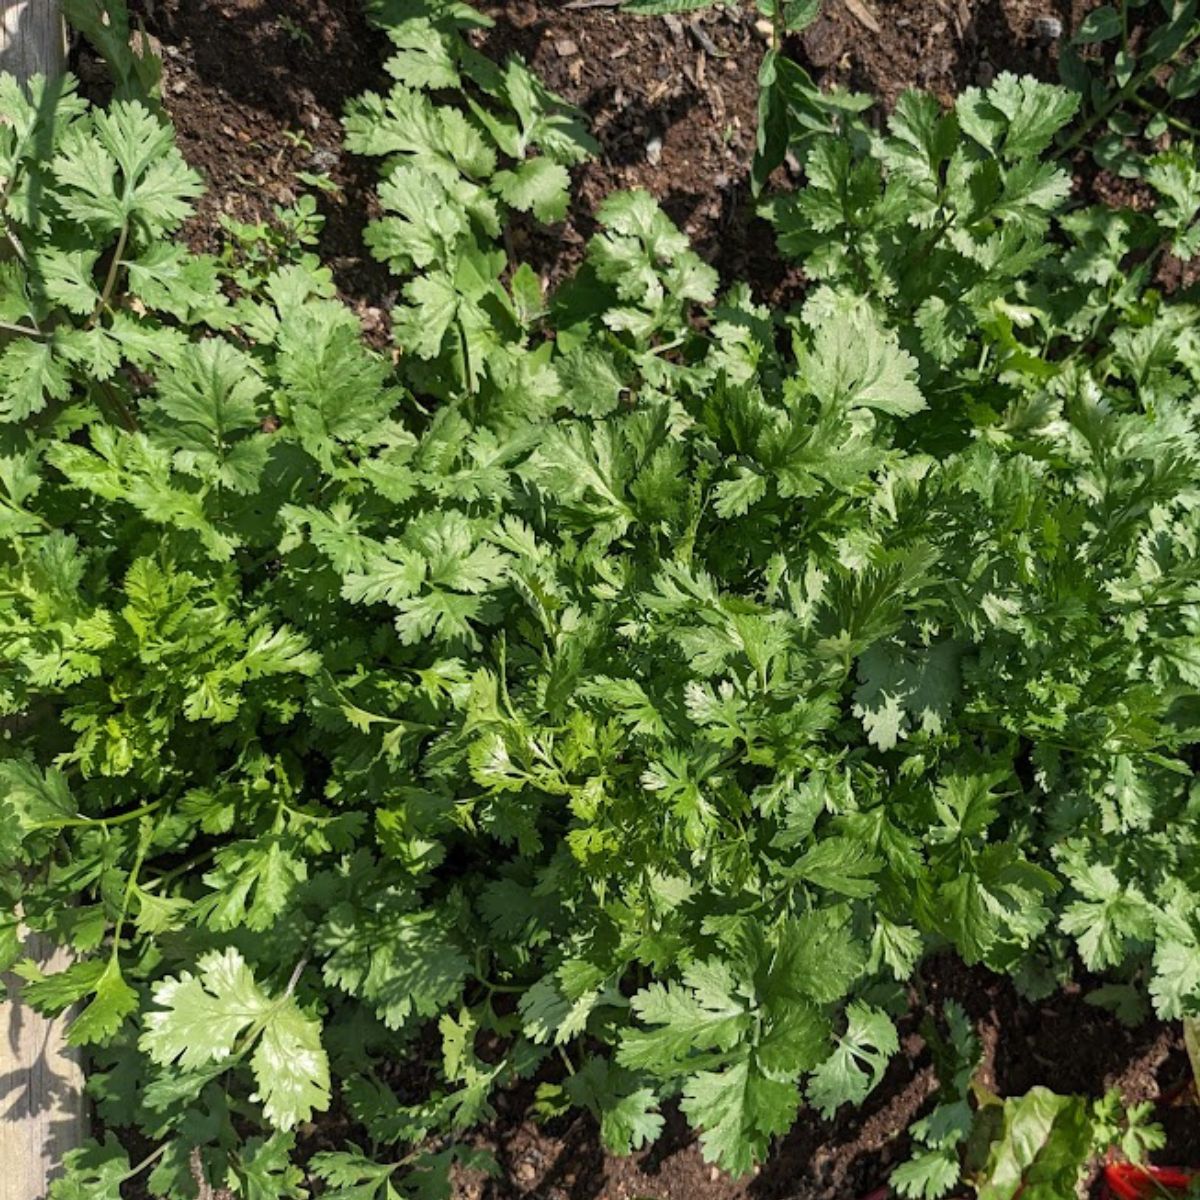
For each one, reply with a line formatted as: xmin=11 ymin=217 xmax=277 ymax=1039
xmin=142 ymin=846 xmax=217 ymax=890
xmin=1131 ymin=91 xmax=1200 ymax=139
xmin=557 ymin=1045 xmax=577 ymax=1076
xmin=284 ymin=956 xmax=308 ymax=998
xmin=1184 ymin=1016 xmax=1200 ymax=1103
xmin=33 ymin=797 xmax=164 ymax=832
xmin=97 ymin=378 xmax=140 ymax=432
xmin=90 ymin=221 xmax=129 ymax=326
xmin=0 ymin=318 xmax=45 ymax=338
xmin=109 ymin=822 xmax=153 ymax=960
xmin=120 ymin=1144 xmax=168 ymax=1184
xmin=481 ymin=978 xmax=526 ymax=994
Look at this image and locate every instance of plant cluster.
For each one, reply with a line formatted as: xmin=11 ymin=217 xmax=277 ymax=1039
xmin=2 ymin=0 xmax=1200 ymax=1197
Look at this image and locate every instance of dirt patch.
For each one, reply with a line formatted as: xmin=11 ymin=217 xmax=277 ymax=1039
xmin=76 ymin=0 xmax=396 ymax=324
xmin=476 ymin=2 xmax=782 ymax=298
xmin=86 ymin=0 xmax=1193 ymax=311
xmin=440 ymin=958 xmax=1190 ymax=1200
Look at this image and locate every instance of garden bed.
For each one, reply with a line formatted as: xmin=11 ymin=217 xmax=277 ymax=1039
xmin=5 ymin=0 xmax=1195 ymax=1197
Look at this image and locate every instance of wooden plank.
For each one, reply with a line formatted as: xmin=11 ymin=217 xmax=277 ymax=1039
xmin=1 ymin=933 xmax=87 ymax=1200
xmin=0 ymin=1 xmax=66 ymax=85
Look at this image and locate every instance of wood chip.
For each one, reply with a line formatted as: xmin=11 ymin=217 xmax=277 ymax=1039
xmin=842 ymin=0 xmax=882 ymax=35
xmin=662 ymin=12 xmax=686 ymax=44
xmin=958 ymin=0 xmax=976 ymax=42
xmin=689 ymin=18 xmax=724 ymax=57
xmin=706 ymin=78 xmax=725 ymax=125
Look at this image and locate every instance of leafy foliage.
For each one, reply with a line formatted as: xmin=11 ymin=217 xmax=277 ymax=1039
xmin=4 ymin=0 xmax=1200 ymax=1195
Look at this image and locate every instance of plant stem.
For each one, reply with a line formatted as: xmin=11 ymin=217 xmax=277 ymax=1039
xmin=120 ymin=1144 xmax=168 ymax=1184
xmin=0 ymin=319 xmax=46 ymax=338
xmin=90 ymin=221 xmax=129 ymax=326
xmin=109 ymin=822 xmax=153 ymax=959
xmin=1184 ymin=1017 xmax=1200 ymax=1104
xmin=1131 ymin=91 xmax=1200 ymax=139
xmin=284 ymin=956 xmax=309 ymax=997
xmin=33 ymin=797 xmax=164 ymax=831
xmin=97 ymin=378 xmax=140 ymax=432
xmin=141 ymin=846 xmax=217 ymax=890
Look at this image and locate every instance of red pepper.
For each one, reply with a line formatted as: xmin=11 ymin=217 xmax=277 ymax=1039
xmin=1102 ymin=1162 xmax=1198 ymax=1199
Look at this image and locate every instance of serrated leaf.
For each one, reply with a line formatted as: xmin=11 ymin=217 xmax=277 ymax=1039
xmin=0 ymin=338 xmax=70 ymax=421
xmin=140 ymin=946 xmax=330 ymax=1129
xmin=492 ymin=157 xmax=570 ymax=223
xmin=806 ymin=1002 xmax=898 ymax=1118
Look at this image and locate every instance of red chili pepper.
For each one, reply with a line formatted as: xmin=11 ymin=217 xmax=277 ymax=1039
xmin=1102 ymin=1162 xmax=1198 ymax=1199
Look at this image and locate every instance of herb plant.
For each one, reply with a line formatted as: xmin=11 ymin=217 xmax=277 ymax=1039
xmin=2 ymin=0 xmax=1200 ymax=1196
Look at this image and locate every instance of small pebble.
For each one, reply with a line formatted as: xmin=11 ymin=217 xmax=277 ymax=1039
xmin=754 ymin=17 xmax=774 ymax=39
xmin=645 ymin=135 xmax=663 ymax=165
xmin=1033 ymin=13 xmax=1063 ymax=40
xmin=554 ymin=38 xmax=578 ymax=57
xmin=308 ymin=148 xmax=339 ymax=171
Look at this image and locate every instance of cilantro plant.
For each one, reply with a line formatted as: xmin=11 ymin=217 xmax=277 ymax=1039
xmin=3 ymin=0 xmax=1200 ymax=1195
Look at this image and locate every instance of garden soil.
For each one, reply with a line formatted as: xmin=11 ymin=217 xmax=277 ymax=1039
xmin=76 ymin=1 xmax=1200 ymax=1196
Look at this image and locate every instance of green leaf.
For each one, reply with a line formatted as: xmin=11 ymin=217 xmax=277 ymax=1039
xmin=232 ymin=1133 xmax=305 ymax=1200
xmin=891 ymin=1149 xmax=961 ymax=1200
xmin=1073 ymin=6 xmax=1121 ymax=43
xmin=53 ymin=101 xmax=202 ymax=233
xmin=318 ymin=893 xmax=470 ymax=1030
xmin=492 ymin=157 xmax=571 ymax=223
xmin=68 ymin=957 xmax=138 ymax=1046
xmin=793 ymin=836 xmax=882 ymax=899
xmin=956 ymin=74 xmax=1079 ymax=160
xmin=684 ymin=1058 xmax=799 ymax=1175
xmin=139 ymin=946 xmax=330 ymax=1129
xmin=783 ymin=0 xmax=823 ymax=32
xmin=383 ymin=19 xmax=460 ymax=89
xmin=976 ymin=1088 xmax=1093 ymax=1200
xmin=0 ymin=338 xmax=70 ymax=421
xmin=799 ymin=296 xmax=926 ymax=416
xmin=618 ymin=960 xmax=749 ymax=1075
xmin=310 ymin=1151 xmax=399 ymax=1200
xmin=806 ymin=1002 xmax=898 ymax=1118
xmin=1058 ymin=862 xmax=1153 ymax=971
xmin=49 ymin=1137 xmax=129 ymax=1200
xmin=38 ymin=248 xmax=101 ymax=315
xmin=564 ymin=1058 xmax=665 ymax=1154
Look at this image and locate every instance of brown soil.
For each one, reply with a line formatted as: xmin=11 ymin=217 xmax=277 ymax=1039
xmin=76 ymin=0 xmax=397 ymax=332
xmin=88 ymin=0 xmax=1174 ymax=310
xmin=69 ymin=1 xmax=1200 ymax=1196
xmin=443 ymin=958 xmax=1194 ymax=1200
